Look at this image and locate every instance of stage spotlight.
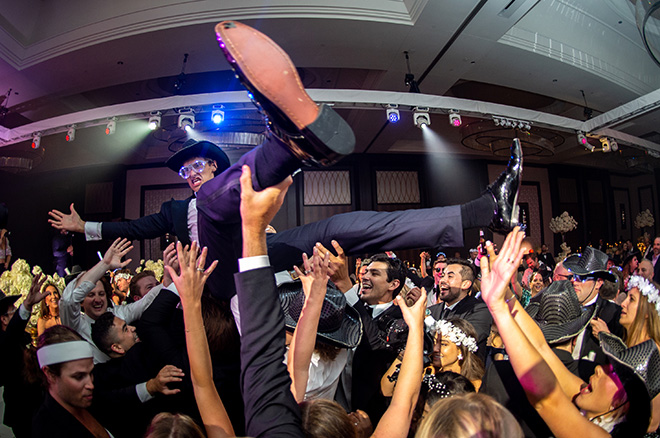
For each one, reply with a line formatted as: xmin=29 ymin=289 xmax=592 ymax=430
xmin=523 ymin=122 xmax=531 ymax=131
xmin=66 ymin=125 xmax=76 ymax=142
xmin=105 ymin=118 xmax=116 ymax=135
xmin=386 ymin=104 xmax=400 ymax=123
xmin=449 ymin=110 xmax=461 ymax=127
xmin=413 ymin=107 xmax=430 ymax=129
xmin=577 ymin=132 xmax=587 ymax=146
xmin=148 ymin=112 xmax=161 ymax=130
xmin=600 ymin=137 xmax=611 ymax=153
xmin=211 ymin=109 xmax=225 ymax=124
xmin=610 ymin=138 xmax=619 ymax=152
xmin=585 ymin=141 xmax=595 ymax=152
xmin=31 ymin=133 xmax=41 ymax=149
xmin=178 ymin=112 xmax=195 ymax=132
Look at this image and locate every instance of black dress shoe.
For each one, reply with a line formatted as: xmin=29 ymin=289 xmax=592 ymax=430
xmin=487 ymin=138 xmax=523 ymax=233
xmin=215 ymin=21 xmax=355 ymax=167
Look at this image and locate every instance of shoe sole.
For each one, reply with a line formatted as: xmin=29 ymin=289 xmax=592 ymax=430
xmin=215 ymin=21 xmax=355 ymax=165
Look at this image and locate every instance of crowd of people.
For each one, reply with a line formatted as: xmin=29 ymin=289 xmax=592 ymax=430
xmin=1 ymin=20 xmax=660 ymax=438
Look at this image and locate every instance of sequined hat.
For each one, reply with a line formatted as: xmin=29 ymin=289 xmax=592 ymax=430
xmin=600 ymin=332 xmax=660 ymax=402
xmin=279 ymin=281 xmax=363 ymax=349
xmin=562 ymin=247 xmax=616 ymax=282
xmin=525 ymin=280 xmax=597 ymax=344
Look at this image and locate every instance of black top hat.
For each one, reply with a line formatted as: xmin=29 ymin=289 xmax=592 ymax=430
xmin=165 ymin=139 xmax=231 ymax=174
xmin=562 ymin=247 xmax=616 ymax=282
xmin=279 ymin=281 xmax=363 ymax=349
xmin=600 ymin=332 xmax=660 ymax=408
xmin=526 ymin=280 xmax=597 ymax=344
xmin=0 ymin=289 xmax=19 ymax=316
xmin=64 ymin=265 xmax=84 ymax=286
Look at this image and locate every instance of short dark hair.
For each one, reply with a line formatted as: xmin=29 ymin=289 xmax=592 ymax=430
xmin=446 ymin=259 xmax=476 ymax=285
xmin=369 ymin=253 xmax=406 ymax=297
xmin=91 ymin=312 xmax=118 ymax=356
xmin=129 ymin=270 xmax=156 ymax=301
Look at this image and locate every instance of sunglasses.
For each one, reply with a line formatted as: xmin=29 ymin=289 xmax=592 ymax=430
xmin=179 ymin=160 xmax=210 ymax=179
xmin=572 ymin=274 xmax=597 ymax=282
xmin=435 ymin=267 xmax=443 ymax=273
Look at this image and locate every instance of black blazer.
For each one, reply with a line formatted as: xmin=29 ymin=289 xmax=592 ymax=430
xmin=32 ymin=393 xmax=98 ymax=438
xmin=428 ymin=295 xmax=493 ymax=358
xmin=577 ymin=296 xmax=624 ymax=380
xmin=645 ymin=252 xmax=660 ymax=284
xmin=102 ymin=197 xmax=193 ymax=246
xmin=234 ymin=267 xmax=304 ymax=438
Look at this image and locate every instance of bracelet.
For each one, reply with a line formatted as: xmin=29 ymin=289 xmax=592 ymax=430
xmin=505 ymin=294 xmax=517 ymax=304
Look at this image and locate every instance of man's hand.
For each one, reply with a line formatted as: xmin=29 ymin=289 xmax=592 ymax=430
xmin=102 ymin=238 xmax=133 ymax=270
xmin=590 ymin=317 xmax=610 ymax=338
xmin=166 ymin=241 xmax=218 ymax=307
xmin=23 ymin=273 xmax=48 ymax=312
xmin=405 ymin=287 xmax=422 ymax=307
xmin=239 ymin=165 xmax=292 ymax=235
xmin=293 ymin=247 xmax=330 ymax=300
xmin=146 ymin=365 xmax=184 ymax=396
xmin=48 ymin=203 xmax=85 ymax=234
xmin=396 ymin=287 xmax=427 ymax=331
xmin=314 ymin=240 xmax=352 ymax=292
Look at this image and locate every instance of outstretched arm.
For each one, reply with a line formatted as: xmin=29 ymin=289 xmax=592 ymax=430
xmin=480 ymin=228 xmax=605 ymax=438
xmin=48 ymin=203 xmax=86 ymax=234
xmin=372 ymin=288 xmax=426 ymax=438
xmin=287 ymin=248 xmax=330 ymax=402
xmin=166 ymin=240 xmax=233 ymax=438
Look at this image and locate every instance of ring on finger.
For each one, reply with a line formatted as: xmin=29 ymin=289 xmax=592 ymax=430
xmin=197 ymin=267 xmax=204 ymax=272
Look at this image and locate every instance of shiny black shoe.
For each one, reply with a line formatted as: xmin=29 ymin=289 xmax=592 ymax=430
xmin=487 ymin=138 xmax=523 ymax=234
xmin=215 ymin=21 xmax=355 ymax=167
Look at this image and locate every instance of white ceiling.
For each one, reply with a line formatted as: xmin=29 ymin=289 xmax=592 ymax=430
xmin=0 ymin=0 xmax=659 ymax=174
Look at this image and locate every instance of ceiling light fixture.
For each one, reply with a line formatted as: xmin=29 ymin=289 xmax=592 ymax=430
xmin=105 ymin=117 xmax=116 ymax=135
xmin=386 ymin=104 xmax=400 ymax=123
xmin=610 ymin=138 xmax=619 ymax=152
xmin=413 ymin=107 xmax=430 ymax=129
xmin=600 ymin=137 xmax=611 ymax=153
xmin=449 ymin=110 xmax=461 ymax=127
xmin=577 ymin=131 xmax=587 ymax=146
xmin=66 ymin=125 xmax=76 ymax=142
xmin=31 ymin=133 xmax=41 ymax=149
xmin=211 ymin=108 xmax=225 ymax=124
xmin=148 ymin=112 xmax=161 ymax=130
xmin=178 ymin=110 xmax=195 ymax=132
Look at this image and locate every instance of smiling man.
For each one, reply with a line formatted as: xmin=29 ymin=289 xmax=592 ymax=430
xmin=428 ymin=259 xmax=492 ymax=357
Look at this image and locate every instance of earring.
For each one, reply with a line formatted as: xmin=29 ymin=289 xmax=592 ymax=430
xmin=457 ymin=353 xmax=463 ymax=360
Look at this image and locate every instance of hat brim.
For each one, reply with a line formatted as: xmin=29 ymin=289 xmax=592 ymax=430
xmin=526 ymin=299 xmax=597 ymax=344
xmin=0 ymin=295 xmax=20 ymax=313
xmin=600 ymin=333 xmax=658 ymax=403
xmin=165 ymin=141 xmax=231 ymax=174
xmin=563 ymin=255 xmax=616 ymax=282
xmin=279 ymin=285 xmax=363 ymax=349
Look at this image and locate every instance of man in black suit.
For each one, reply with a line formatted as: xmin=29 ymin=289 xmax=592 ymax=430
xmin=645 ymin=236 xmax=660 ymax=284
xmin=562 ymin=247 xmax=624 ymax=380
xmin=428 ymin=260 xmax=492 ymax=357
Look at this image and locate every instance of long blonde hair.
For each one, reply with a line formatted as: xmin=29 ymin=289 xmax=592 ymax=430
xmin=625 ymin=282 xmax=660 ymax=348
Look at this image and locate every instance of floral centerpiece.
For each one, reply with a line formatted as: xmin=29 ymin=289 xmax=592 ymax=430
xmin=634 ymin=209 xmax=655 ymax=254
xmin=136 ymin=259 xmax=165 ymax=281
xmin=549 ymin=211 xmax=578 ymax=243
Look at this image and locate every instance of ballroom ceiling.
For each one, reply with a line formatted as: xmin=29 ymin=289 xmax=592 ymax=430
xmin=0 ymin=0 xmax=659 ymax=174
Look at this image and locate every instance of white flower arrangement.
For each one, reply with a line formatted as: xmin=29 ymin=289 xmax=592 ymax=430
xmin=634 ymin=209 xmax=655 ymax=229
xmin=558 ymin=242 xmax=572 ymax=261
xmin=136 ymin=259 xmax=165 ymax=281
xmin=549 ymin=211 xmax=578 ymax=234
xmin=431 ymin=319 xmax=478 ymax=353
xmin=627 ymin=275 xmax=660 ymax=316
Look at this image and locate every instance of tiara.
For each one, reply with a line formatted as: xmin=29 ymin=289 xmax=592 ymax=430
xmin=627 ymin=275 xmax=660 ymax=316
xmin=432 ymin=319 xmax=478 ymax=353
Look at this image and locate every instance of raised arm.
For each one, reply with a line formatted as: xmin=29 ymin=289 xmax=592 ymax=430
xmin=480 ymin=228 xmax=606 ymax=438
xmin=372 ymin=288 xmax=426 ymax=438
xmin=48 ymin=203 xmax=86 ymax=234
xmin=287 ymin=248 xmax=330 ymax=402
xmin=166 ymin=241 xmax=233 ymax=438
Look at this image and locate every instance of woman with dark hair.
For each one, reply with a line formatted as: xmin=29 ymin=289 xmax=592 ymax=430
xmin=32 ymin=325 xmax=112 ymax=437
xmin=37 ymin=283 xmax=61 ymax=336
xmin=480 ymin=227 xmax=660 ymax=437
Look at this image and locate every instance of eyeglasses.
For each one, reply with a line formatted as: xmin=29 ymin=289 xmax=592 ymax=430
xmin=573 ymin=274 xmax=597 ymax=282
xmin=179 ymin=160 xmax=210 ymax=179
xmin=435 ymin=268 xmax=443 ymax=273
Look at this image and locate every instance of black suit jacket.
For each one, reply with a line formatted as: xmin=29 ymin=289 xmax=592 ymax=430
xmin=349 ymin=300 xmax=401 ymax=422
xmin=32 ymin=393 xmax=98 ymax=438
xmin=234 ymin=267 xmax=304 ymax=438
xmin=577 ymin=296 xmax=624 ymax=379
xmin=102 ymin=197 xmax=193 ymax=246
xmin=428 ymin=295 xmax=493 ymax=359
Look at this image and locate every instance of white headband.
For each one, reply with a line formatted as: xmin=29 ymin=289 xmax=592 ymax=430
xmin=114 ymin=273 xmax=132 ymax=282
xmin=37 ymin=341 xmax=94 ymax=368
xmin=627 ymin=275 xmax=660 ymax=316
xmin=432 ymin=319 xmax=478 ymax=353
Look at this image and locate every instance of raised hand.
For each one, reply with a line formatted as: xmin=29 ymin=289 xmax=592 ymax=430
xmin=163 ymin=242 xmax=180 ymax=275
xmin=480 ymin=227 xmax=526 ymax=310
xmin=239 ymin=165 xmax=292 ymax=235
xmin=102 ymin=238 xmax=133 ymax=270
xmin=396 ymin=287 xmax=427 ymax=331
xmin=293 ymin=247 xmax=330 ymax=299
xmin=23 ymin=273 xmax=48 ymax=311
xmin=166 ymin=241 xmax=218 ymax=306
xmin=314 ymin=240 xmax=352 ymax=292
xmin=147 ymin=365 xmax=185 ymax=396
xmin=589 ymin=317 xmax=610 ymax=338
xmin=48 ymin=203 xmax=85 ymax=233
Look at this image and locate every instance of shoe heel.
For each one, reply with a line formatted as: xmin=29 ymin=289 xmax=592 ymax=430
xmin=303 ymin=104 xmax=355 ymax=160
